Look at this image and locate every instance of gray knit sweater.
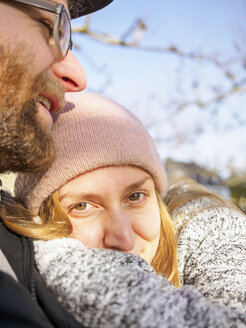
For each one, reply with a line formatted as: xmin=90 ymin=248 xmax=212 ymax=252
xmin=172 ymin=197 xmax=246 ymax=315
xmin=34 ymin=197 xmax=246 ymax=327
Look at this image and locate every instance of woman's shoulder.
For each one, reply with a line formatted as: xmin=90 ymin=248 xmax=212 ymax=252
xmin=171 ymin=196 xmax=245 ymax=234
xmin=165 ymin=178 xmax=245 ymax=237
xmin=171 ymin=196 xmax=245 ymax=237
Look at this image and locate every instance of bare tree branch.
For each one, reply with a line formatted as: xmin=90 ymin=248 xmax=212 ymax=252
xmin=72 ymin=15 xmax=246 ymax=167
xmin=72 ymin=17 xmax=240 ymax=82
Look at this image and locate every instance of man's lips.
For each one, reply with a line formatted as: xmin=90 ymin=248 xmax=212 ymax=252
xmin=39 ymin=93 xmax=60 ymax=113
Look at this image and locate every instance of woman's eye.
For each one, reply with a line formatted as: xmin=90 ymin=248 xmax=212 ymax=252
xmin=68 ymin=201 xmax=98 ymax=218
xmin=73 ymin=202 xmax=91 ymax=211
xmin=128 ymin=192 xmax=144 ymax=202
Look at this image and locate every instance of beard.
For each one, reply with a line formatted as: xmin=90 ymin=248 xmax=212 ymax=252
xmin=0 ymin=43 xmax=65 ymax=173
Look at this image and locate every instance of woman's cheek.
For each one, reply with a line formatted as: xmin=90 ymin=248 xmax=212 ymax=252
xmin=133 ymin=207 xmax=161 ymax=241
xmin=69 ymin=219 xmax=104 ymax=248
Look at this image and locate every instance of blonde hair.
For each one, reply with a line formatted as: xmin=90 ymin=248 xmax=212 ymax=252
xmin=2 ymin=188 xmax=180 ymax=287
xmin=151 ymin=193 xmax=180 ymax=287
xmin=1 ymin=190 xmax=71 ymax=239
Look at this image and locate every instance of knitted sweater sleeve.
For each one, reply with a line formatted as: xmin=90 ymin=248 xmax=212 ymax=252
xmin=34 ymin=238 xmax=246 ymax=328
xmin=172 ymin=198 xmax=246 ymax=314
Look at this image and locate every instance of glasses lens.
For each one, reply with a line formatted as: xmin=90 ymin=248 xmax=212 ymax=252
xmin=59 ymin=9 xmax=71 ymax=56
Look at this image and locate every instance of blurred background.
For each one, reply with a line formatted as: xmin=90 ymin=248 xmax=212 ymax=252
xmin=2 ymin=0 xmax=246 ymax=211
xmin=71 ymin=0 xmax=246 ymax=211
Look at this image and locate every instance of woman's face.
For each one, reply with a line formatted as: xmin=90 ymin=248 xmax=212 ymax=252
xmin=58 ymin=166 xmax=161 ymax=264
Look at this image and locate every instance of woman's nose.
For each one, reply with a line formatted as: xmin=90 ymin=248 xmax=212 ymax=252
xmin=51 ymin=50 xmax=87 ymax=92
xmin=104 ymin=211 xmax=136 ymax=252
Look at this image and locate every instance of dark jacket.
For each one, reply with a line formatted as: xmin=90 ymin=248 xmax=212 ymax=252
xmin=0 ymin=220 xmax=84 ymax=328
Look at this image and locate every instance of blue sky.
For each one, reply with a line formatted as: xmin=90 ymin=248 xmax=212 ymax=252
xmin=71 ymin=0 xmax=246 ymax=176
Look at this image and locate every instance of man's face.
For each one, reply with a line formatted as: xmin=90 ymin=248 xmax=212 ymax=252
xmin=0 ymin=43 xmax=62 ymax=173
xmin=0 ymin=1 xmax=86 ymax=173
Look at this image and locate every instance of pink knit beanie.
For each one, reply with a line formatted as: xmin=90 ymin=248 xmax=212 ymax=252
xmin=15 ymin=91 xmax=167 ymax=215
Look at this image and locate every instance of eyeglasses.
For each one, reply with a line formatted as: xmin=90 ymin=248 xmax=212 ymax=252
xmin=10 ymin=0 xmax=73 ymax=58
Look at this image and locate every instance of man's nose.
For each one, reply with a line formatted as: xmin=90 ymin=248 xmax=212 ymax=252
xmin=51 ymin=51 xmax=87 ymax=92
xmin=104 ymin=211 xmax=136 ymax=252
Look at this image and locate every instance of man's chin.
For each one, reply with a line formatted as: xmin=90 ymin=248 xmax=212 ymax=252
xmin=0 ymin=136 xmax=55 ymax=174
xmin=0 ymin=99 xmax=55 ymax=174
xmin=0 ymin=148 xmax=55 ymax=174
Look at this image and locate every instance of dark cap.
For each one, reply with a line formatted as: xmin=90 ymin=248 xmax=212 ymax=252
xmin=69 ymin=0 xmax=113 ymax=19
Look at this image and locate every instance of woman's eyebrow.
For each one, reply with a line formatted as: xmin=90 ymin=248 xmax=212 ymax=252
xmin=59 ymin=177 xmax=153 ymax=203
xmin=124 ymin=177 xmax=153 ymax=194
xmin=59 ymin=192 xmax=97 ymax=203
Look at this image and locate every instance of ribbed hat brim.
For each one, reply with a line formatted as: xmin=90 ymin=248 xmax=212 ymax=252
xmin=69 ymin=0 xmax=113 ymax=19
